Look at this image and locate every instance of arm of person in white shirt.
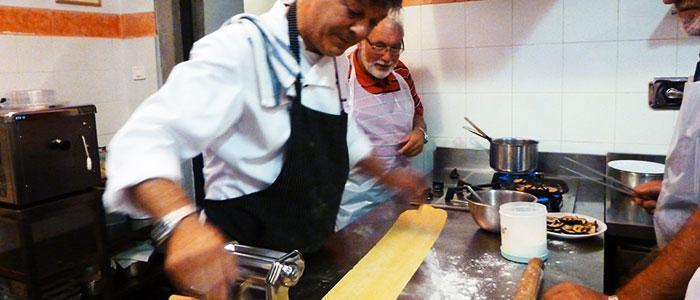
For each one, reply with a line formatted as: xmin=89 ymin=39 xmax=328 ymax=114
xmin=544 ymin=208 xmax=700 ymax=300
xmin=103 ymin=25 xmax=252 ymax=298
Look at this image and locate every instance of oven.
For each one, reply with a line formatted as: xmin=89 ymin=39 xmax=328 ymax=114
xmin=0 ymin=105 xmax=100 ymax=206
xmin=0 ymin=189 xmax=104 ymax=299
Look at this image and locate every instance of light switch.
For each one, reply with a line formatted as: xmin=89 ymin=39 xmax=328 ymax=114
xmin=132 ymin=66 xmax=146 ymax=81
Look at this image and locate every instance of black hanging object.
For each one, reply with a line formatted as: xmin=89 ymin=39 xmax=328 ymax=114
xmin=694 ymin=52 xmax=700 ymax=82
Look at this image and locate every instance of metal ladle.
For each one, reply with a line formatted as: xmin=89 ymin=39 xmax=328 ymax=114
xmin=465 ymin=185 xmax=483 ymax=202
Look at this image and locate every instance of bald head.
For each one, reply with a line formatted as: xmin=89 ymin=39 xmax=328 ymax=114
xmin=664 ymin=0 xmax=700 ymax=35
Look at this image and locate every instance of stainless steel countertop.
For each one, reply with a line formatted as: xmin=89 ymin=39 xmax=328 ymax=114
xmin=291 ymin=149 xmax=605 ymax=299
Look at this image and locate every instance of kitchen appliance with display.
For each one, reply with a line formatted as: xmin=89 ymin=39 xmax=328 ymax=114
xmin=0 ymin=105 xmax=100 ymax=206
xmin=0 ymin=105 xmax=104 ymax=299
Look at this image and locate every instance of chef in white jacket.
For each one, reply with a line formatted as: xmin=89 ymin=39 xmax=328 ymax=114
xmin=102 ymin=0 xmax=423 ymax=298
xmin=545 ymin=1 xmax=700 ymax=299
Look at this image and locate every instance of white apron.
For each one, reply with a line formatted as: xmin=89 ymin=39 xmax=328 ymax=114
xmin=654 ymin=81 xmax=700 ymax=247
xmin=686 ymin=267 xmax=700 ymax=299
xmin=335 ymin=63 xmax=415 ymax=230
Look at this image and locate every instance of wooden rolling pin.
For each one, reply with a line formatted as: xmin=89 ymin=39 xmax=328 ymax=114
xmin=513 ymin=258 xmax=544 ymax=300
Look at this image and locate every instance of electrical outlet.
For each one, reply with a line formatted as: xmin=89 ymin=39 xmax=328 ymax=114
xmin=132 ymin=66 xmax=146 ymax=81
xmin=648 ymin=77 xmax=688 ymax=110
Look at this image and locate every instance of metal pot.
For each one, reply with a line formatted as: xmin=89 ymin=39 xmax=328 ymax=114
xmin=489 ymin=138 xmax=539 ymax=174
xmin=607 ymin=160 xmax=664 ymax=189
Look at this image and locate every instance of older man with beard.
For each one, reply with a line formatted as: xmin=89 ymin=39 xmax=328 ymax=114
xmin=545 ymin=1 xmax=700 ymax=299
xmin=335 ymin=16 xmax=427 ymax=230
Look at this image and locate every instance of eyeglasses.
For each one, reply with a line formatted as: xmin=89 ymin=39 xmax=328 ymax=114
xmin=365 ymin=38 xmax=404 ymax=56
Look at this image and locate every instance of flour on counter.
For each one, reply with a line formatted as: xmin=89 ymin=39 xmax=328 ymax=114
xmin=405 ymin=250 xmax=519 ymax=299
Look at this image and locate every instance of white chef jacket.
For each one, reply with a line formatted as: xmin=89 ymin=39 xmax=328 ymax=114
xmin=103 ymin=0 xmax=372 ymax=216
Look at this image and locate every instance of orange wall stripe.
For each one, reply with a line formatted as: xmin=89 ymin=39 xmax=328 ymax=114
xmin=120 ymin=12 xmax=156 ymax=38
xmin=0 ymin=5 xmax=155 ymax=38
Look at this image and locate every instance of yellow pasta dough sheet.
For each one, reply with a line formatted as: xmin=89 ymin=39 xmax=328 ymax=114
xmin=323 ymin=204 xmax=448 ymax=300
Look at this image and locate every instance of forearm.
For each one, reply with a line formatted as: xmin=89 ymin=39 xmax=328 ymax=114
xmin=617 ymin=209 xmax=700 ymax=299
xmin=128 ymin=178 xmax=195 ymax=219
xmin=413 ymin=114 xmax=426 ymax=131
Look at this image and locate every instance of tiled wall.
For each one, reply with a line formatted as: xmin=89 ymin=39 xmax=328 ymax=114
xmin=405 ymin=0 xmax=700 ymax=174
xmin=0 ymin=0 xmax=158 ymax=147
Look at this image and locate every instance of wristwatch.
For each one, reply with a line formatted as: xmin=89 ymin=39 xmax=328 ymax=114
xmin=151 ymin=205 xmax=199 ymax=245
xmin=418 ymin=127 xmax=428 ymax=143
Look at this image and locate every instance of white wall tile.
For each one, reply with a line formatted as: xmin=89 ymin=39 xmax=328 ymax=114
xmin=53 ymin=70 xmax=123 ymax=105
xmin=619 ymin=0 xmax=677 ymax=40
xmin=420 ymin=139 xmax=438 ymax=174
xmin=538 ymin=141 xmax=562 ymax=152
xmin=16 ymin=36 xmax=58 ymax=73
xmin=465 ymin=0 xmax=513 ymax=47
xmin=617 ymin=40 xmax=676 ymax=92
xmin=512 ymin=93 xmax=562 ymax=141
xmin=562 ymin=93 xmax=615 ymax=143
xmin=677 ymin=38 xmax=700 ymax=78
xmin=562 ymin=42 xmax=617 ymax=93
xmin=421 ymin=93 xmax=467 ymax=138
xmin=466 ymin=46 xmax=512 ymax=93
xmin=15 ymin=72 xmax=60 ymax=92
xmin=421 ymin=48 xmax=466 ymax=93
xmin=123 ymin=68 xmax=158 ymax=111
xmin=118 ymin=37 xmax=158 ymax=72
xmin=52 ymin=37 xmax=119 ymax=71
xmin=614 ymin=143 xmax=670 ymax=155
xmin=421 ymin=3 xmax=466 ymax=49
xmin=399 ymin=50 xmax=423 ymax=94
xmin=0 ymin=73 xmax=20 ymax=98
xmin=98 ymin=133 xmax=115 ymax=148
xmin=402 ymin=6 xmax=421 ymax=51
xmin=465 ymin=93 xmax=512 ymax=148
xmin=513 ymin=44 xmax=563 ymax=93
xmin=563 ymin=0 xmax=618 ymax=42
xmin=120 ymin=0 xmax=154 ymax=13
xmin=561 ymin=141 xmax=614 ymax=155
xmin=615 ymin=93 xmax=678 ymax=145
xmin=95 ymin=100 xmax=132 ymax=135
xmin=513 ymin=0 xmax=563 ymax=45
xmin=0 ymin=36 xmax=18 ymax=73
xmin=433 ymin=137 xmax=470 ymax=149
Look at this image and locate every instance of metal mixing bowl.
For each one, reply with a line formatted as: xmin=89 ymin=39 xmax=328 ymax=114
xmin=467 ymin=190 xmax=538 ymax=233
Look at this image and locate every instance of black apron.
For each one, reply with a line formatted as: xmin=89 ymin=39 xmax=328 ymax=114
xmin=202 ymin=2 xmax=350 ymax=254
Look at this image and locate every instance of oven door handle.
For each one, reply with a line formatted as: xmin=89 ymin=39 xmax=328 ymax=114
xmin=49 ymin=138 xmax=71 ymax=151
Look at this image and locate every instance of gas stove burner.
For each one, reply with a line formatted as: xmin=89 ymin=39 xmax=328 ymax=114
xmin=490 ymin=173 xmax=568 ymax=212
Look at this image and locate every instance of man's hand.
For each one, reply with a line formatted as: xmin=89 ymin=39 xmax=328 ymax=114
xmin=632 ymin=180 xmax=662 ymax=214
xmin=165 ymin=214 xmax=239 ymax=298
xmin=381 ymin=167 xmax=427 ymax=204
xmin=398 ymin=128 xmax=425 ymax=157
xmin=544 ymin=282 xmax=607 ymax=300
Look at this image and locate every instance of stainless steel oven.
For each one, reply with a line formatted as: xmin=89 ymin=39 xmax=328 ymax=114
xmin=0 ymin=105 xmax=100 ymax=206
xmin=0 ymin=189 xmax=104 ymax=299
